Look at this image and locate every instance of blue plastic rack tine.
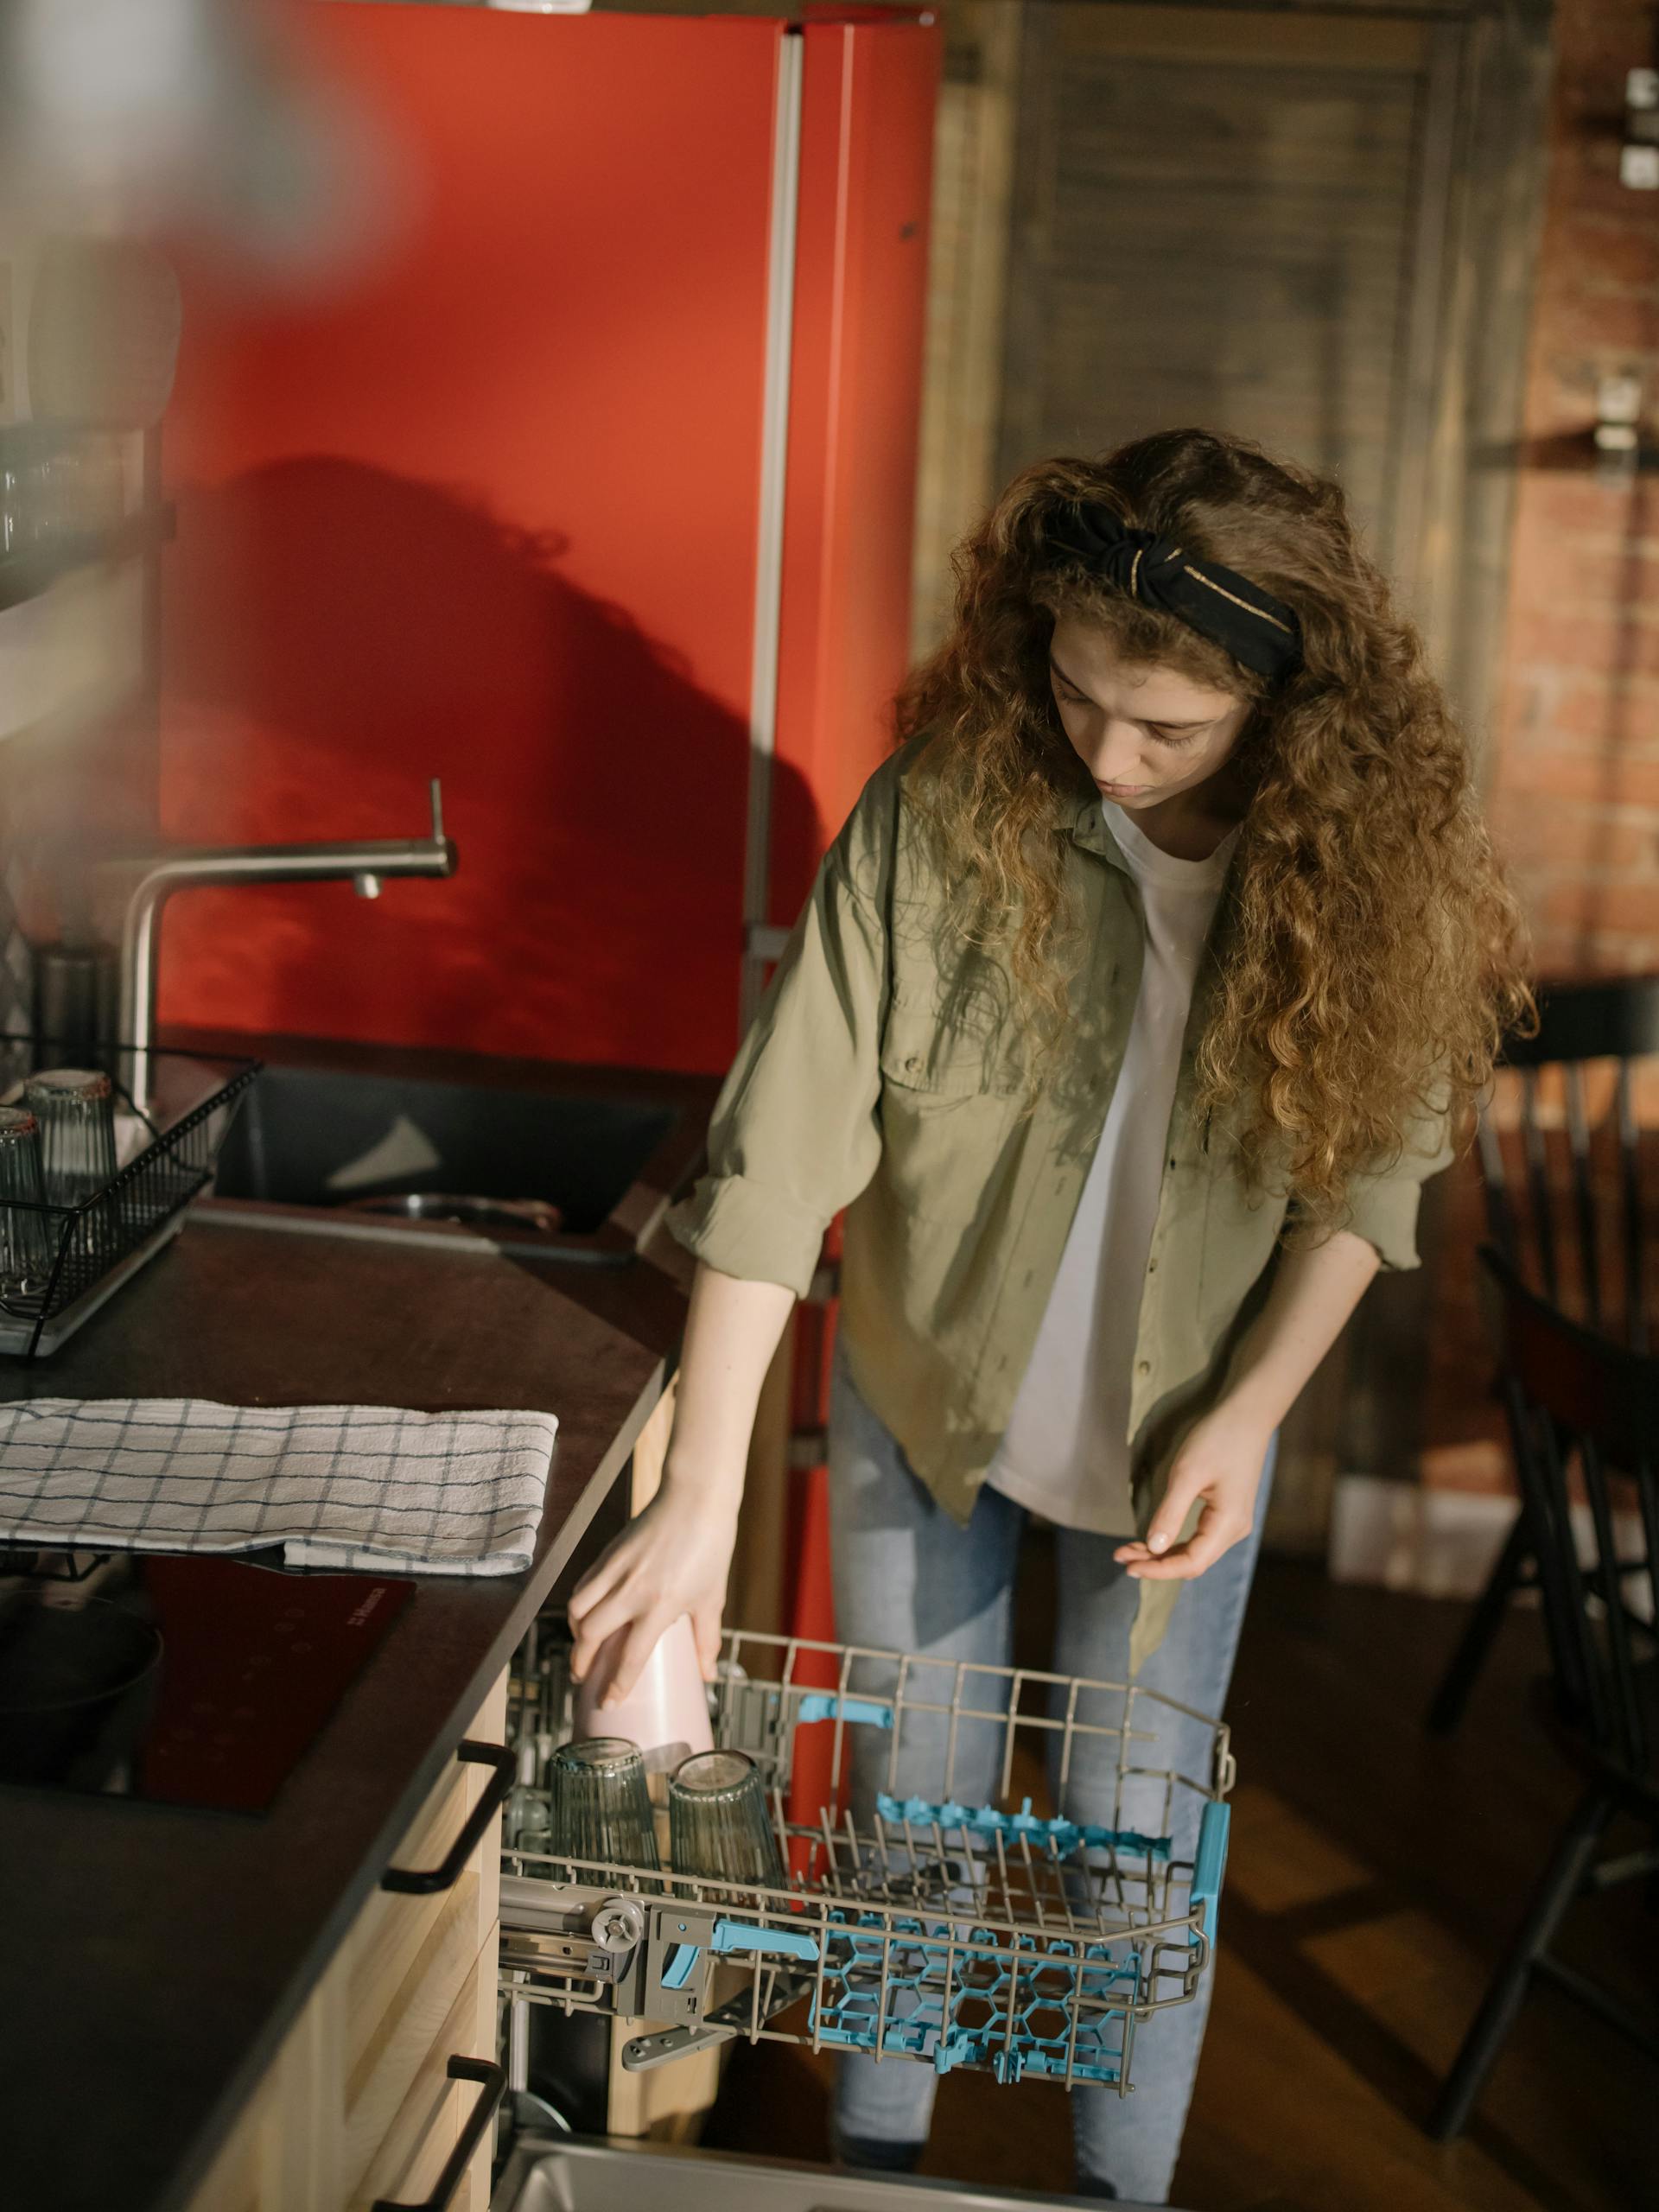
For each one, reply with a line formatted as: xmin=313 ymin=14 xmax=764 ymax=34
xmin=1189 ymin=1800 xmax=1230 ymax=1952
xmin=661 ymin=1942 xmax=701 ymax=1990
xmin=796 ymin=1694 xmax=895 ymax=1730
xmin=710 ymin=1920 xmax=820 ymax=1961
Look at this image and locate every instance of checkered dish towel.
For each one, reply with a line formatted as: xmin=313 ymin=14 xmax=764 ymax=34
xmin=0 ymin=1399 xmax=559 ymax=1575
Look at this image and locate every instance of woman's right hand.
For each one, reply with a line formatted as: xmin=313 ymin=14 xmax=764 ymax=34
xmin=569 ymin=1259 xmax=796 ymax=1705
xmin=566 ymin=1469 xmax=741 ymax=1704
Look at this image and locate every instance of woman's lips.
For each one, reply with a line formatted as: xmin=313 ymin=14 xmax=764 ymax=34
xmin=1096 ymin=779 xmax=1146 ymax=798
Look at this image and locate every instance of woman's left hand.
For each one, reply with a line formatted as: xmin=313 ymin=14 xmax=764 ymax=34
xmin=1111 ymin=1401 xmax=1273 ymax=1580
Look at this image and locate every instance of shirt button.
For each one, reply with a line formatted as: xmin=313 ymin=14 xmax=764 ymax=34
xmin=1147 ymin=1258 xmax=1158 ymax=1274
xmin=1167 ymin=1155 xmax=1178 ymax=1170
xmin=906 ymin=1055 xmax=922 ymax=1073
xmin=1136 ymin=1359 xmax=1151 ymax=1376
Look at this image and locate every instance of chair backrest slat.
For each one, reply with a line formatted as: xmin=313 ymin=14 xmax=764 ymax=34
xmin=1519 ymin=1068 xmax=1559 ymax=1305
xmin=1485 ymin=976 xmax=1659 ymax=1339
xmin=1477 ymin=1113 xmax=1518 ymax=1259
xmin=1617 ymin=1061 xmax=1646 ymax=1351
xmin=1485 ymin=1246 xmax=1658 ymax=1794
xmin=1563 ymin=1064 xmax=1601 ymax=1333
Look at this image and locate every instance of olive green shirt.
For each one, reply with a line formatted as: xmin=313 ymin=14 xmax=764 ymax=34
xmin=667 ymin=735 xmax=1452 ymax=1668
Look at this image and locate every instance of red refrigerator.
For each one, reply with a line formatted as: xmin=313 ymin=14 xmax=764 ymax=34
xmin=156 ymin=0 xmax=942 ymax=1648
xmin=159 ymin=0 xmax=940 ymax=1065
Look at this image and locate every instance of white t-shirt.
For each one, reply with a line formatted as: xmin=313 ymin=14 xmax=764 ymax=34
xmin=984 ymin=798 xmax=1239 ymax=1535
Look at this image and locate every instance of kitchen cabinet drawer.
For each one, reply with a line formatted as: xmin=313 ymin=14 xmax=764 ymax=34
xmin=347 ymin=1675 xmax=506 ymax=2077
xmin=185 ymin=1672 xmax=508 ymax=2212
xmin=343 ymin=1882 xmax=493 ymax=2196
xmin=352 ymin=1937 xmax=501 ymax=2212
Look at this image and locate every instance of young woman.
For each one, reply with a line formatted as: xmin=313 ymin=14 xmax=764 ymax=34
xmin=569 ymin=429 xmax=1530 ymax=2202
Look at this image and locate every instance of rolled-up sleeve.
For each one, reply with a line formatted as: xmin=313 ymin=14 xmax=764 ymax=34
xmin=1336 ymin=1096 xmax=1458 ymax=1272
xmin=664 ymin=799 xmax=891 ymax=1300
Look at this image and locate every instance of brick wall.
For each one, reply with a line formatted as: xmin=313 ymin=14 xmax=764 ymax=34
xmin=1421 ymin=0 xmax=1659 ymax=1490
xmin=1484 ymin=0 xmax=1659 ymax=971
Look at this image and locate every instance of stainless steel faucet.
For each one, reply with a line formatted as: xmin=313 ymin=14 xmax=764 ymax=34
xmin=113 ymin=777 xmax=457 ymax=1103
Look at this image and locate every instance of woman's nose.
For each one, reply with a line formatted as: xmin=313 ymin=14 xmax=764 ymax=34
xmin=1090 ymin=723 xmax=1144 ymax=779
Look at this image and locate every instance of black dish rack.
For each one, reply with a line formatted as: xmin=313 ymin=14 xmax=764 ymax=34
xmin=0 ymin=1038 xmax=261 ymax=1358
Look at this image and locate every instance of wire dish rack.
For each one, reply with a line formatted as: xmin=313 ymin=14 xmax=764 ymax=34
xmin=499 ymin=1624 xmax=1235 ymax=2096
xmin=0 ymin=1039 xmax=261 ymax=1357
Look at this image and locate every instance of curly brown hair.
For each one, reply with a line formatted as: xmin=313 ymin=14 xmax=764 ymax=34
xmin=893 ymin=429 xmax=1534 ymax=1230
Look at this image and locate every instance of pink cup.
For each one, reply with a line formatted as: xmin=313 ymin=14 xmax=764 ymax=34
xmin=572 ymin=1612 xmax=715 ymax=1774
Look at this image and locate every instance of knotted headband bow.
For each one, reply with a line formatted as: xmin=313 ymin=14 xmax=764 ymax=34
xmin=1044 ymin=499 xmax=1302 ymax=681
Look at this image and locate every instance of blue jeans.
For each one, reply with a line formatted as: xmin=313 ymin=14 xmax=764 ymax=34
xmin=826 ymin=1335 xmax=1275 ymax=2206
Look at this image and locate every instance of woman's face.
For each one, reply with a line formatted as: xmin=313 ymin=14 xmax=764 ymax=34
xmin=1047 ymin=616 xmax=1252 ymax=813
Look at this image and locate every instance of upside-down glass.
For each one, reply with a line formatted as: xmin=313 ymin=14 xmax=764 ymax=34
xmin=0 ymin=1108 xmax=54 ymax=1307
xmin=548 ymin=1737 xmax=660 ymax=1872
xmin=667 ymin=1749 xmax=785 ymax=1891
xmin=24 ymin=1068 xmax=118 ymax=1207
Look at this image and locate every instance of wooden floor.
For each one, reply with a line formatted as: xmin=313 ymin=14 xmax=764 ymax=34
xmin=701 ymin=1550 xmax=1658 ymax=2210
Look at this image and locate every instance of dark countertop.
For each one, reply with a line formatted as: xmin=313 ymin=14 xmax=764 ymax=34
xmin=0 ymin=1044 xmax=713 ymax=2212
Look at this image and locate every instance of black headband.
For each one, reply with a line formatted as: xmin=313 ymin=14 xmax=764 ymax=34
xmin=1044 ymin=499 xmax=1302 ymax=681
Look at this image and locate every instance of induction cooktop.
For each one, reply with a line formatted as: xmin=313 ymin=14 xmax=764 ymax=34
xmin=0 ymin=1551 xmax=415 ymax=1813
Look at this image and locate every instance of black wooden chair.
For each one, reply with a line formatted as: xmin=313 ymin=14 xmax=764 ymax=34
xmin=1427 ymin=975 xmax=1659 ymax=1736
xmin=1429 ymin=1244 xmax=1659 ymax=2139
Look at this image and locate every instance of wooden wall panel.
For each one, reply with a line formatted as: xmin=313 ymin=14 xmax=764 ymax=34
xmin=1001 ymin=6 xmax=1440 ymax=568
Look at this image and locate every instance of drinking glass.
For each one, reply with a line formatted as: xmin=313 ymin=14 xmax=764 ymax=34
xmin=548 ymin=1737 xmax=660 ymax=1872
xmin=572 ymin=1612 xmax=715 ymax=1773
xmin=668 ymin=1749 xmax=785 ymax=1891
xmin=0 ymin=1108 xmax=54 ymax=1307
xmin=25 ymin=1068 xmax=118 ymax=1207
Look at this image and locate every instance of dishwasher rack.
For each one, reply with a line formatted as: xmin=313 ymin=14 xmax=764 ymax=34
xmin=499 ymin=1623 xmax=1235 ymax=2097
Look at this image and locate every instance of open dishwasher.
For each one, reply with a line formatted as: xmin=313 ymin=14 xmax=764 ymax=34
xmin=489 ymin=1611 xmax=1236 ymax=2209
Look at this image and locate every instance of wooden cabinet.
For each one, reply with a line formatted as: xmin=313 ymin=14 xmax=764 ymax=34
xmin=186 ymin=1672 xmax=507 ymax=2212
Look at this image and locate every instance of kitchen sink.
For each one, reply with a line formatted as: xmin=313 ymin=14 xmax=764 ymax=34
xmin=190 ymin=1039 xmax=715 ymax=1267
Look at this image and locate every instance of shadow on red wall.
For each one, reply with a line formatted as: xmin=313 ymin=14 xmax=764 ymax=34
xmin=159 ymin=455 xmax=819 ymax=1075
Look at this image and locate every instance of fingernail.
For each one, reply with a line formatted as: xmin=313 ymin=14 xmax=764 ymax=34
xmin=1148 ymin=1532 xmax=1170 ymax=1554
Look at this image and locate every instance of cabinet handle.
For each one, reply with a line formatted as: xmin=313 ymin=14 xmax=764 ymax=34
xmin=381 ymin=1740 xmax=516 ymax=1896
xmin=371 ymin=2055 xmax=506 ymax=2212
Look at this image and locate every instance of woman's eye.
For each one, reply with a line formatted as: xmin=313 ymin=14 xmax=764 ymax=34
xmin=1053 ymin=684 xmax=1205 ymax=744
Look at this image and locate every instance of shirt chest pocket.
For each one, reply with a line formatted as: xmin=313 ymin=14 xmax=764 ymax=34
xmin=875 ymin=1006 xmax=1022 ymax=1222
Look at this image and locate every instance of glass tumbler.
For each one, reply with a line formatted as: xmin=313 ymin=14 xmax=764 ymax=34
xmin=0 ymin=1108 xmax=54 ymax=1307
xmin=24 ymin=1068 xmax=118 ymax=1207
xmin=668 ymin=1749 xmax=785 ymax=1891
xmin=548 ymin=1737 xmax=660 ymax=1872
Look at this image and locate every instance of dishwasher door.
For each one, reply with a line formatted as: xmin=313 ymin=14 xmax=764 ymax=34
xmin=493 ymin=2134 xmax=1173 ymax=2212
